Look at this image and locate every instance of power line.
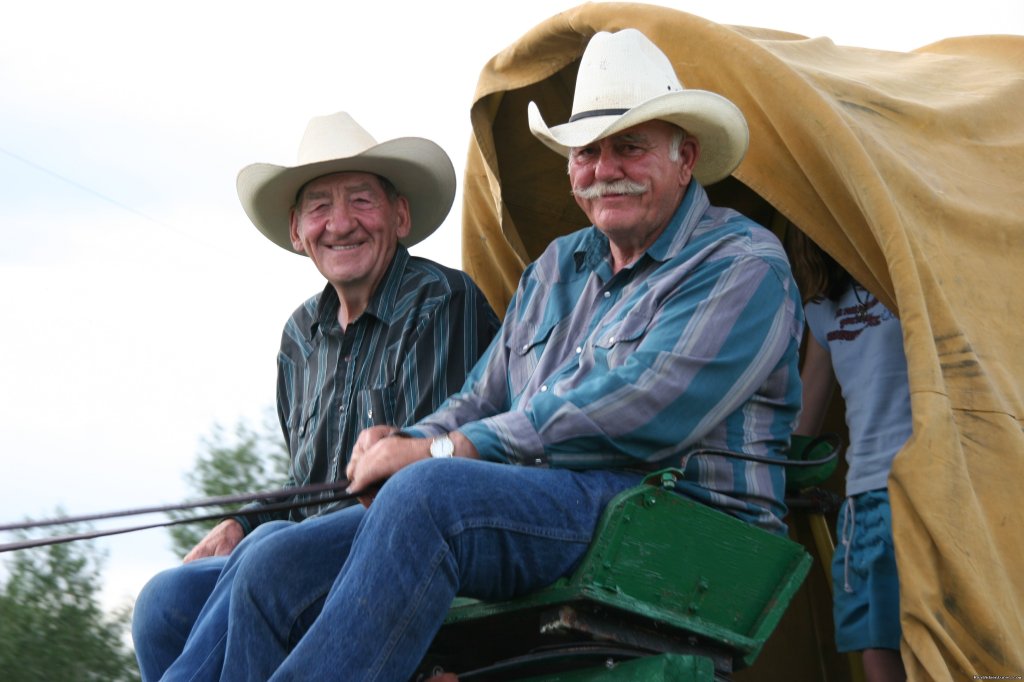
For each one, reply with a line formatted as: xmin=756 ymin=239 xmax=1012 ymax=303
xmin=0 ymin=144 xmax=216 ymax=248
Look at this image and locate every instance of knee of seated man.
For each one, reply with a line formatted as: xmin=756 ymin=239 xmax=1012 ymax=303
xmin=235 ymin=519 xmax=296 ymax=550
xmin=386 ymin=456 xmax=479 ymax=491
xmin=372 ymin=457 xmax=481 ymax=524
xmin=231 ymin=522 xmax=303 ymax=576
xmin=133 ymin=558 xmax=224 ymax=639
xmin=393 ymin=454 xmax=468 ymax=490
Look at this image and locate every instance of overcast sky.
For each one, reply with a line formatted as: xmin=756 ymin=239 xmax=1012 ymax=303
xmin=2 ymin=0 xmax=1022 ymax=618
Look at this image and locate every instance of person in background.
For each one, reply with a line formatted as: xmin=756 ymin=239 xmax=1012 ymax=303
xmin=790 ymin=229 xmax=909 ymax=682
xmin=131 ymin=111 xmax=499 ymax=681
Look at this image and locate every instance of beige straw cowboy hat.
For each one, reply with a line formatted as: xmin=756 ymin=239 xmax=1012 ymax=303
xmin=237 ymin=111 xmax=456 ymax=253
xmin=528 ymin=29 xmax=749 ymax=185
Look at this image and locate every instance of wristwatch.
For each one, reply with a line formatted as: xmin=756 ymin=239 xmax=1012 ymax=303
xmin=430 ymin=434 xmax=455 ymax=458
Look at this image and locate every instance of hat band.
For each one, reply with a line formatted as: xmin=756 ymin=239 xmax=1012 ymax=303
xmin=568 ymin=108 xmax=630 ymax=123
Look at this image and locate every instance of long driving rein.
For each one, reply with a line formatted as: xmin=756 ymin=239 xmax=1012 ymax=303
xmin=0 ymin=481 xmax=371 ymax=553
xmin=2 ymin=436 xmax=841 ymax=554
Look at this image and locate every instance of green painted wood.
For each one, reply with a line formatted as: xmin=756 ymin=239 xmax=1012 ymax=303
xmin=443 ymin=469 xmax=812 ymax=669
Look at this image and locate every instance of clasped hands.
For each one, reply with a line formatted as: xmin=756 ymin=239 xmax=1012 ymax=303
xmin=346 ymin=426 xmax=478 ymax=507
xmin=345 ymin=425 xmax=431 ymax=506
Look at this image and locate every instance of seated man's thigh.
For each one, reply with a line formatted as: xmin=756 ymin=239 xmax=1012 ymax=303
xmin=373 ymin=459 xmax=642 ymax=600
xmin=235 ymin=506 xmax=366 ymax=578
xmin=231 ymin=504 xmax=367 ymax=640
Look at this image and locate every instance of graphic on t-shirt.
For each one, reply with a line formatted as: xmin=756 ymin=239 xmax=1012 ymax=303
xmin=826 ymin=289 xmax=894 ymax=343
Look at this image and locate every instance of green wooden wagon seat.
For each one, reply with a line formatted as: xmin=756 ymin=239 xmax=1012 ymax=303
xmin=422 ymin=468 xmax=813 ymax=680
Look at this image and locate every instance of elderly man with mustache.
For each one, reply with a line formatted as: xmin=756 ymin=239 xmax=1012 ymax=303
xmin=216 ymin=29 xmax=804 ymax=681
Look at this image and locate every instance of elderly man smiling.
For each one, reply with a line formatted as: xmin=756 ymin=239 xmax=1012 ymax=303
xmin=215 ymin=29 xmax=804 ymax=681
xmin=131 ymin=112 xmax=498 ymax=681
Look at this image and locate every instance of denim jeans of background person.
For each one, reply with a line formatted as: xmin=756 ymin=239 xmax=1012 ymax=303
xmin=215 ymin=29 xmax=804 ymax=681
xmin=130 ymin=112 xmax=499 ymax=681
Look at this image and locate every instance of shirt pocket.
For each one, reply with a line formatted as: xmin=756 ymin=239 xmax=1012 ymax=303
xmin=288 ymin=397 xmax=320 ymax=480
xmin=356 ymin=385 xmax=397 ymax=430
xmin=593 ymin=306 xmax=655 ymax=368
xmin=510 ymin=318 xmax=559 ymax=355
xmin=292 ymin=396 xmax=319 ymax=440
xmin=507 ymin=318 xmax=559 ymax=394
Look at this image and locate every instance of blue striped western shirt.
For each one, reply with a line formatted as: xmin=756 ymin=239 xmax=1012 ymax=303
xmin=410 ymin=183 xmax=803 ymax=532
xmin=236 ymin=246 xmax=500 ymax=533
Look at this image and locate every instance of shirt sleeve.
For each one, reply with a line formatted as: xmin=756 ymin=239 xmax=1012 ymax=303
xmin=447 ymin=253 xmax=799 ymax=469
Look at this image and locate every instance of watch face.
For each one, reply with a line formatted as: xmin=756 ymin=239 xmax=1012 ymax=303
xmin=431 ymin=435 xmax=454 ymax=458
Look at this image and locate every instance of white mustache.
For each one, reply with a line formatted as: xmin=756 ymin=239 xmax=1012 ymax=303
xmin=572 ymin=179 xmax=650 ymax=200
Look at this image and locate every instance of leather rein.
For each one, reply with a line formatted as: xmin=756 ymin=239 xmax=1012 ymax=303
xmin=0 ymin=481 xmax=368 ymax=553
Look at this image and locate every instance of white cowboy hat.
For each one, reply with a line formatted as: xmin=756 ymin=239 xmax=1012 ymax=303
xmin=528 ymin=29 xmax=749 ymax=185
xmin=237 ymin=111 xmax=456 ymax=253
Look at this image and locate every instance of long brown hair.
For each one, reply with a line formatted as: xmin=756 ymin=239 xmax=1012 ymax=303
xmin=784 ymin=225 xmax=851 ymax=304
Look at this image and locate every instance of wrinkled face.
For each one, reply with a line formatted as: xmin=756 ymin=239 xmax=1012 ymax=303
xmin=568 ymin=120 xmax=698 ymax=249
xmin=290 ymin=171 xmax=410 ymax=300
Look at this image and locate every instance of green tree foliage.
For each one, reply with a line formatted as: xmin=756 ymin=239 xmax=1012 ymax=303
xmin=167 ymin=414 xmax=288 ymax=557
xmin=0 ymin=525 xmax=139 ymax=682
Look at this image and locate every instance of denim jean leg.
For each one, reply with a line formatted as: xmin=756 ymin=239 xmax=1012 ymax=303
xmin=268 ymin=458 xmax=642 ymax=682
xmin=132 ymin=556 xmax=225 ymax=681
xmin=159 ymin=520 xmax=296 ymax=682
xmin=220 ymin=504 xmax=367 ymax=682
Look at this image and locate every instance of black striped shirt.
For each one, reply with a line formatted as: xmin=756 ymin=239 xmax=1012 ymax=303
xmin=236 ymin=246 xmax=499 ymax=532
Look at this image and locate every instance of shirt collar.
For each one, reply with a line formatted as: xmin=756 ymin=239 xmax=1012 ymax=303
xmin=645 ymin=181 xmax=709 ymax=262
xmin=573 ymin=181 xmax=711 ymax=274
xmin=307 ymin=245 xmax=410 ymax=338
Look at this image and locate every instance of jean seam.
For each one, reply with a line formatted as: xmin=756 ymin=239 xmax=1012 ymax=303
xmin=182 ymin=632 xmax=226 ymax=682
xmin=446 ymin=518 xmax=593 ymax=544
xmin=283 ymin=588 xmax=332 ymax=648
xmin=366 ymin=543 xmax=450 ymax=682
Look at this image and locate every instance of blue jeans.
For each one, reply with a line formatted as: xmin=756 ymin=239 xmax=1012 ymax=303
xmin=832 ymin=489 xmax=901 ymax=652
xmin=133 ymin=513 xmax=363 ymax=681
xmin=132 ymin=554 xmax=223 ymax=681
xmin=221 ymin=458 xmax=642 ymax=681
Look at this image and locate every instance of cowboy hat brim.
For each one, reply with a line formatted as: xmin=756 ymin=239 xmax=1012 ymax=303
xmin=237 ymin=137 xmax=456 ymax=254
xmin=528 ymin=89 xmax=749 ymax=185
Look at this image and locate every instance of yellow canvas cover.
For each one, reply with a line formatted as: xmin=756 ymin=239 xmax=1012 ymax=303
xmin=460 ymin=3 xmax=1024 ymax=679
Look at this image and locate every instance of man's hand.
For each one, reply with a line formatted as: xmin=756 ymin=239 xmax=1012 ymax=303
xmin=346 ymin=430 xmax=430 ymax=504
xmin=351 ymin=425 xmax=400 ymax=461
xmin=183 ymin=518 xmax=244 ymax=563
xmin=347 ymin=425 xmax=402 ymax=504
